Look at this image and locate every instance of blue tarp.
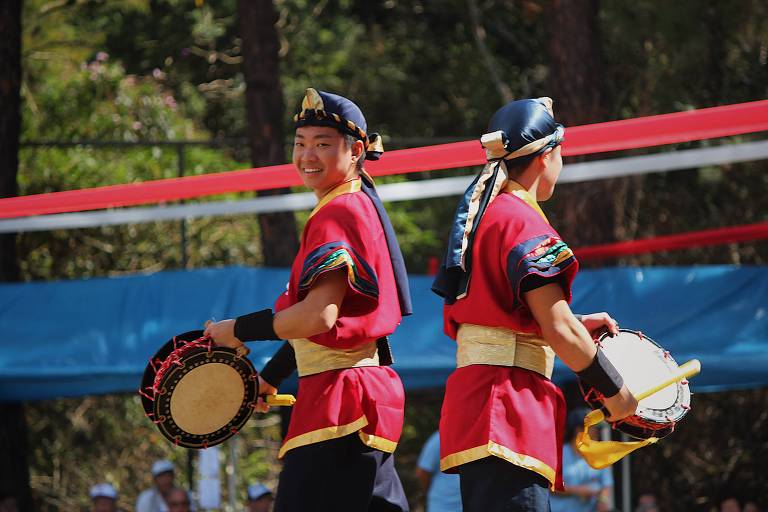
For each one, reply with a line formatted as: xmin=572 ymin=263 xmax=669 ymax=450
xmin=1 ymin=265 xmax=766 ymax=401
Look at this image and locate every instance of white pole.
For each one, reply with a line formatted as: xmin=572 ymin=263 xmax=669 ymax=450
xmin=621 ymin=433 xmax=632 ymax=512
xmin=228 ymin=436 xmax=238 ymax=511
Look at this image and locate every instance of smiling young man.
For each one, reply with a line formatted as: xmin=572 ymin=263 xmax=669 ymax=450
xmin=205 ymin=88 xmax=412 ymax=512
xmin=432 ymin=98 xmax=637 ymax=512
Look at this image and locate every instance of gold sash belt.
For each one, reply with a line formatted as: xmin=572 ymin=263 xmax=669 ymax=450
xmin=289 ymin=339 xmax=380 ymax=377
xmin=456 ymin=324 xmax=554 ymax=379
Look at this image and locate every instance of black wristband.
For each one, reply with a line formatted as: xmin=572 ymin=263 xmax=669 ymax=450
xmin=576 ymin=348 xmax=624 ymax=398
xmin=234 ymin=308 xmax=279 ymax=342
xmin=260 ymin=342 xmax=296 ymax=388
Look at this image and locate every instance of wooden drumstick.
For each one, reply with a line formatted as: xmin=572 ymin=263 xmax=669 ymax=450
xmin=586 ymin=359 xmax=701 ymax=425
xmin=264 ymin=394 xmax=297 ymax=407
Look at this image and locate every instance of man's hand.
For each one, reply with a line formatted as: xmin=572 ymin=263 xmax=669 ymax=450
xmin=203 ymin=319 xmax=243 ymax=349
xmin=579 ymin=312 xmax=620 ymax=338
xmin=254 ymin=375 xmax=278 ymax=413
xmin=602 ymin=385 xmax=638 ymax=422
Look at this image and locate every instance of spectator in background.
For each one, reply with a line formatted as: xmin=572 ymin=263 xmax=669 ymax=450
xmin=416 ymin=431 xmax=462 ymax=512
xmin=743 ymin=501 xmax=761 ymax=512
xmin=246 ymin=483 xmax=273 ymax=512
xmin=635 ymin=492 xmax=660 ymax=512
xmin=550 ymin=408 xmax=614 ymax=512
xmin=720 ymin=497 xmax=741 ymax=512
xmin=136 ymin=459 xmax=175 ymax=512
xmin=90 ymin=483 xmax=118 ymax=512
xmin=165 ymin=489 xmax=191 ymax=512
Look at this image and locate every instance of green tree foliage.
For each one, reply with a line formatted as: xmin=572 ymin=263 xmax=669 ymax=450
xmin=18 ymin=38 xmax=266 ymax=281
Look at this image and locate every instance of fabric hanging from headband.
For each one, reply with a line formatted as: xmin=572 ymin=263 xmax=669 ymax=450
xmin=360 ymin=171 xmax=413 ymax=316
xmin=431 ymin=157 xmax=509 ymax=303
xmin=432 ymin=103 xmax=564 ymax=304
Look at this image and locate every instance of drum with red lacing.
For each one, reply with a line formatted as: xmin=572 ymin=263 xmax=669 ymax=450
xmin=139 ymin=330 xmax=261 ymax=449
xmin=580 ymin=329 xmax=692 ymax=440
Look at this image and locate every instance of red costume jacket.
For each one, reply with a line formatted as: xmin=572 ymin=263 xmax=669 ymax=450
xmin=439 ymin=184 xmax=578 ymax=490
xmin=274 ymin=179 xmax=405 ymax=458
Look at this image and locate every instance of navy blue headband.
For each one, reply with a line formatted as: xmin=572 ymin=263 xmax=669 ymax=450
xmin=482 ymin=97 xmax=564 ymax=162
xmin=294 ymin=88 xmax=384 ymax=161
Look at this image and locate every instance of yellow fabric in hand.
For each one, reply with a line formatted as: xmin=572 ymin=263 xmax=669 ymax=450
xmin=575 ymin=409 xmax=657 ymax=469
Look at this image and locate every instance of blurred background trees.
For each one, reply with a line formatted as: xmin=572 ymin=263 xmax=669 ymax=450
xmin=2 ymin=0 xmax=767 ymax=510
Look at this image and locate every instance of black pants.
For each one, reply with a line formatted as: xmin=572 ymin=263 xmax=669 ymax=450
xmin=458 ymin=457 xmax=551 ymax=512
xmin=274 ymin=433 xmax=409 ymax=512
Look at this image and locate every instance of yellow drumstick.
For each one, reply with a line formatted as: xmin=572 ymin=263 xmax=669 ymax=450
xmin=265 ymin=394 xmax=297 ymax=407
xmin=586 ymin=359 xmax=701 ymax=425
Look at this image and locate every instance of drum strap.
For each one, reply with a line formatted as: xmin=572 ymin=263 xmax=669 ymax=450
xmin=290 ymin=338 xmax=382 ymax=377
xmin=455 ymin=323 xmax=555 ymax=379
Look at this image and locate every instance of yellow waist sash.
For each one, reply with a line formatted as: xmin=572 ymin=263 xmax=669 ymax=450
xmin=456 ymin=324 xmax=555 ymax=379
xmin=289 ymin=339 xmax=380 ymax=377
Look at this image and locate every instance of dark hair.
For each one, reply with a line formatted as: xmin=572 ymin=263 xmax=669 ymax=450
xmin=344 ymin=134 xmax=366 ymax=171
xmin=503 ymin=153 xmax=537 ymax=178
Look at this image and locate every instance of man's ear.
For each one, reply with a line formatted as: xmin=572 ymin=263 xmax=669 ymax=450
xmin=534 ymin=149 xmax=552 ymax=173
xmin=351 ymin=139 xmax=364 ymax=161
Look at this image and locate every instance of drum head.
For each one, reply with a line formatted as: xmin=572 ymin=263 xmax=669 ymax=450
xmin=580 ymin=329 xmax=691 ymax=440
xmin=140 ymin=331 xmax=259 ymax=449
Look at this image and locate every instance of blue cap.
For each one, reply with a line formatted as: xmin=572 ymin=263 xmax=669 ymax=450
xmin=482 ymin=97 xmax=564 ymax=162
xmin=247 ymin=483 xmax=272 ymax=501
xmin=151 ymin=459 xmax=174 ymax=477
xmin=90 ymin=483 xmax=118 ymax=500
xmin=293 ymin=88 xmax=384 ymax=161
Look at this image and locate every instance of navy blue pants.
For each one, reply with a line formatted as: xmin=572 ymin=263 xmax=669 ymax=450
xmin=458 ymin=457 xmax=551 ymax=512
xmin=274 ymin=434 xmax=409 ymax=512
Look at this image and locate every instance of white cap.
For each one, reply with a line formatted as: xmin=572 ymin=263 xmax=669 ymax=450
xmin=90 ymin=483 xmax=118 ymax=500
xmin=151 ymin=459 xmax=175 ymax=477
xmin=247 ymin=483 xmax=272 ymax=501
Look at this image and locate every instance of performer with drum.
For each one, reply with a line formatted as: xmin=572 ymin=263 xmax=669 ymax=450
xmin=205 ymin=88 xmax=412 ymax=512
xmin=432 ymin=98 xmax=638 ymax=512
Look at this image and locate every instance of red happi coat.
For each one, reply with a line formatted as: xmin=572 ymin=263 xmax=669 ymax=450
xmin=439 ymin=184 xmax=578 ymax=490
xmin=274 ymin=179 xmax=405 ymax=458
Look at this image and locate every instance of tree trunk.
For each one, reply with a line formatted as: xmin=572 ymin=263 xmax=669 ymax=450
xmin=237 ymin=0 xmax=298 ymax=266
xmin=0 ymin=1 xmax=32 ymax=510
xmin=545 ymin=0 xmax=629 ymax=252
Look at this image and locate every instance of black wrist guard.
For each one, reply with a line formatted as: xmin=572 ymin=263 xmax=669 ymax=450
xmin=260 ymin=342 xmax=296 ymax=388
xmin=234 ymin=308 xmax=278 ymax=342
xmin=576 ymin=348 xmax=623 ymax=398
